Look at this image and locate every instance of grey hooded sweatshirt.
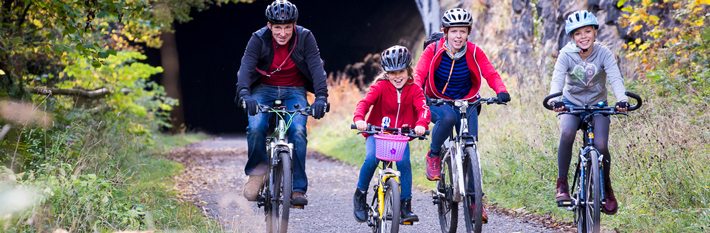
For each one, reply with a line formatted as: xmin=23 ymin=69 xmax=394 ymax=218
xmin=549 ymin=42 xmax=628 ymax=106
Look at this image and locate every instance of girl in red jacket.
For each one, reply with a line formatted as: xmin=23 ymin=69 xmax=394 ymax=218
xmin=413 ymin=8 xmax=511 ymax=223
xmin=352 ymin=45 xmax=430 ymax=224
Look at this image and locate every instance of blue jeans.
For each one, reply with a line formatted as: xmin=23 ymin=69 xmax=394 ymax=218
xmin=244 ymin=84 xmax=310 ymax=194
xmin=429 ymin=103 xmax=479 ymax=154
xmin=356 ymin=136 xmax=413 ymax=200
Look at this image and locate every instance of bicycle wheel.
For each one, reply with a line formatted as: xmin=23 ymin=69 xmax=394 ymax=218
xmin=380 ymin=178 xmax=400 ymax=233
xmin=462 ymin=147 xmax=483 ymax=233
xmin=436 ymin=154 xmax=458 ymax=233
xmin=582 ymin=150 xmax=601 ymax=233
xmin=269 ymin=152 xmax=292 ymax=233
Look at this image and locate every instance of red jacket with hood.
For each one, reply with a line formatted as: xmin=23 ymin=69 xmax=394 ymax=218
xmin=353 ymin=80 xmax=431 ymax=138
xmin=414 ymin=38 xmax=507 ymax=100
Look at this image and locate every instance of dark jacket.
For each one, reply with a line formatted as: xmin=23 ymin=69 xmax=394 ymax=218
xmin=236 ymin=25 xmax=329 ymax=99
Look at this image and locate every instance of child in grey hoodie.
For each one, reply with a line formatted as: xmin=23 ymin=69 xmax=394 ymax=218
xmin=548 ymin=10 xmax=630 ymax=215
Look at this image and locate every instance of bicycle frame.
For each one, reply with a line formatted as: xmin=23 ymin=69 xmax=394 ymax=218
xmin=446 ymin=100 xmax=476 ymax=202
xmin=374 ymin=163 xmax=401 ymax=221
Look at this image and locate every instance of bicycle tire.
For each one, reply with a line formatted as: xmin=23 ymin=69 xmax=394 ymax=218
xmin=463 ymin=147 xmax=483 ymax=233
xmin=278 ymin=152 xmax=292 ymax=233
xmin=436 ymin=154 xmax=458 ymax=233
xmin=266 ymin=162 xmax=278 ymax=233
xmin=381 ymin=178 xmax=400 ymax=233
xmin=584 ymin=150 xmax=601 ymax=233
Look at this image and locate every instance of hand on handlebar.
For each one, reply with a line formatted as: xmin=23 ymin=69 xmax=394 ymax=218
xmin=551 ymin=101 xmax=566 ymax=112
xmin=355 ymin=120 xmax=368 ymax=131
xmin=414 ymin=126 xmax=426 ymax=136
xmin=615 ymin=101 xmax=629 ymax=113
xmin=497 ymin=92 xmax=511 ymax=103
xmin=239 ymin=90 xmax=259 ymax=116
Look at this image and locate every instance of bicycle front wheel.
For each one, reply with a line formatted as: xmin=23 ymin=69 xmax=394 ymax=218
xmin=269 ymin=152 xmax=292 ymax=233
xmin=436 ymin=154 xmax=458 ymax=233
xmin=582 ymin=150 xmax=601 ymax=233
xmin=380 ymin=178 xmax=400 ymax=233
xmin=463 ymin=147 xmax=483 ymax=233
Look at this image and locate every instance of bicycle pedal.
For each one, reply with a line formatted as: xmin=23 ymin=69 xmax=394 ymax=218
xmin=401 ymin=221 xmax=414 ymax=225
xmin=292 ymin=205 xmax=305 ymax=209
xmin=557 ymin=201 xmax=573 ymax=207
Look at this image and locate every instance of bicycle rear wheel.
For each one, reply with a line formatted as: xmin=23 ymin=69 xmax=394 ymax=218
xmin=582 ymin=150 xmax=601 ymax=233
xmin=380 ymin=178 xmax=400 ymax=233
xmin=463 ymin=147 xmax=483 ymax=233
xmin=268 ymin=152 xmax=292 ymax=233
xmin=436 ymin=154 xmax=458 ymax=233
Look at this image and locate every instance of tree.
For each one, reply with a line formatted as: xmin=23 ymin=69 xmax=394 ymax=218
xmin=415 ymin=0 xmax=442 ymax=38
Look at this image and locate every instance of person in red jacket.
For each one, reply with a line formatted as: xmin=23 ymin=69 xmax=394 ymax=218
xmin=413 ymin=8 xmax=511 ymax=223
xmin=352 ymin=45 xmax=430 ymax=224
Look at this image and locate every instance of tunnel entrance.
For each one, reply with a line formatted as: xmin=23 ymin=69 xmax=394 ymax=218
xmin=149 ymin=0 xmax=423 ymax=134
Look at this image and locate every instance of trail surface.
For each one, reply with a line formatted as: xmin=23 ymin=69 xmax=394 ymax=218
xmin=169 ymin=136 xmax=560 ymax=232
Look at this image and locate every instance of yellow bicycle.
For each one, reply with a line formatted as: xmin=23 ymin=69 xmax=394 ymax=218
xmin=352 ymin=124 xmax=428 ymax=233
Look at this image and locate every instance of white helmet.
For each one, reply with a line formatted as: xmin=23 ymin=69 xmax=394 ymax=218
xmin=442 ymin=8 xmax=472 ymax=27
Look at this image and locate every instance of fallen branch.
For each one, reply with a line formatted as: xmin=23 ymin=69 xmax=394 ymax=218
xmin=30 ymin=87 xmax=131 ymax=99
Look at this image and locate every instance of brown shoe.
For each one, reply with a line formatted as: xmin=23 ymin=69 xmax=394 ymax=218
xmin=603 ymin=180 xmax=618 ymax=215
xmin=555 ymin=178 xmax=571 ymax=202
xmin=243 ymin=175 xmax=265 ymax=201
xmin=292 ymin=191 xmax=308 ymax=206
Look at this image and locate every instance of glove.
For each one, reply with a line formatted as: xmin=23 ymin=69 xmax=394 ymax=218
xmin=552 ymin=101 xmax=565 ymax=109
xmin=311 ymin=95 xmax=328 ymax=119
xmin=497 ymin=92 xmax=511 ymax=103
xmin=425 ymin=95 xmax=431 ymax=106
xmin=615 ymin=101 xmax=629 ymax=110
xmin=238 ymin=89 xmax=258 ymax=116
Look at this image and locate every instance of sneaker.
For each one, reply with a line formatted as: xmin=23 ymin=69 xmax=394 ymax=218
xmin=292 ymin=191 xmax=308 ymax=206
xmin=425 ymin=150 xmax=441 ymax=181
xmin=555 ymin=178 xmax=571 ymax=202
xmin=470 ymin=204 xmax=489 ymax=224
xmin=603 ymin=180 xmax=618 ymax=215
xmin=243 ymin=174 xmax=265 ymax=201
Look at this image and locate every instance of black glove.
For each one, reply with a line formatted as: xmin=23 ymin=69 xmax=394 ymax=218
xmin=615 ymin=101 xmax=629 ymax=109
xmin=238 ymin=89 xmax=258 ymax=116
xmin=311 ymin=95 xmax=328 ymax=119
xmin=425 ymin=95 xmax=431 ymax=106
xmin=552 ymin=101 xmax=565 ymax=109
xmin=497 ymin=92 xmax=511 ymax=103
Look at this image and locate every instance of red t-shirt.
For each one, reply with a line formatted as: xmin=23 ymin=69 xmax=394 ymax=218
xmin=260 ymin=40 xmax=306 ymax=86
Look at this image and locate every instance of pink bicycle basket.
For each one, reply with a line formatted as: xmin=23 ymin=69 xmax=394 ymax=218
xmin=373 ymin=134 xmax=409 ymax=161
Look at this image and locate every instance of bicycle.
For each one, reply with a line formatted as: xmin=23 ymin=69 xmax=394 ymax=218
xmin=351 ymin=123 xmax=428 ymax=233
xmin=542 ymin=91 xmax=642 ymax=233
xmin=429 ymin=97 xmax=506 ymax=233
xmin=250 ymin=100 xmax=328 ymax=233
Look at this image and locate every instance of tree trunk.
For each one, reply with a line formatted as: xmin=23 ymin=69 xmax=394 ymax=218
xmin=160 ymin=25 xmax=185 ymax=134
xmin=415 ymin=0 xmax=442 ymax=38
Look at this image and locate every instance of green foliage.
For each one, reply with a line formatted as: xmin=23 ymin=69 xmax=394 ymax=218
xmin=620 ymin=0 xmax=710 ymax=104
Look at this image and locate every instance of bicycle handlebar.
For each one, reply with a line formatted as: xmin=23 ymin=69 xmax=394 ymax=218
xmin=429 ymin=97 xmax=507 ymax=108
xmin=350 ymin=124 xmax=429 ymax=140
xmin=542 ymin=91 xmax=643 ymax=114
xmin=253 ymin=103 xmax=331 ymax=116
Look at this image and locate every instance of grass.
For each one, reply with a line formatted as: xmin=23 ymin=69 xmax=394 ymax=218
xmin=129 ymin=132 xmax=222 ymax=231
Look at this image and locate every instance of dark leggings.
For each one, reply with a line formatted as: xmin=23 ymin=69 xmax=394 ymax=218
xmin=558 ymin=114 xmax=611 ymax=182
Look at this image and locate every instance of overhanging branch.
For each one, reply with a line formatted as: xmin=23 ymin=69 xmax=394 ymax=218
xmin=0 ymin=124 xmax=10 ymax=142
xmin=30 ymin=87 xmax=131 ymax=99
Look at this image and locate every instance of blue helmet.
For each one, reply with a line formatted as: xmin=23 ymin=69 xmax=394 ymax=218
xmin=380 ymin=45 xmax=412 ymax=72
xmin=565 ymin=10 xmax=598 ymax=35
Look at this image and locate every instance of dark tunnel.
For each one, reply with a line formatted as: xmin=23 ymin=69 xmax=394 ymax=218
xmin=145 ymin=0 xmax=424 ymax=134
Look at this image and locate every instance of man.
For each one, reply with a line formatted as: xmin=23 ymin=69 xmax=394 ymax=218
xmin=236 ymin=0 xmax=329 ymax=206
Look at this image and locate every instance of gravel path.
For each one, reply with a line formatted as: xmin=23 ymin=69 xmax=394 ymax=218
xmin=169 ymin=136 xmax=557 ymax=233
